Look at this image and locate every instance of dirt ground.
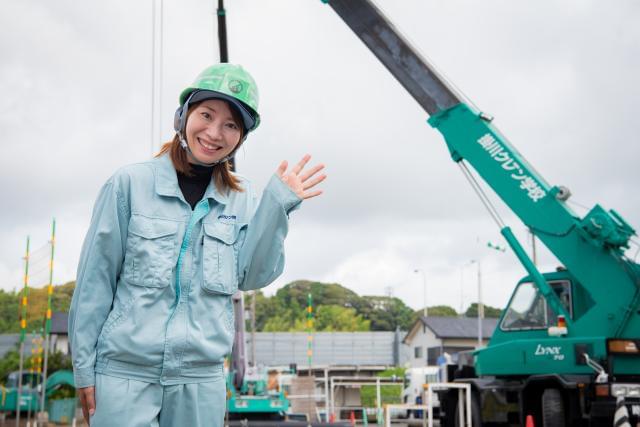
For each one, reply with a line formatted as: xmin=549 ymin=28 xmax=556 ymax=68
xmin=0 ymin=415 xmax=437 ymax=427
xmin=0 ymin=415 xmax=87 ymax=427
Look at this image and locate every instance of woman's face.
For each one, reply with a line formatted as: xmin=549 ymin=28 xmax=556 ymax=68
xmin=185 ymin=99 xmax=242 ymax=164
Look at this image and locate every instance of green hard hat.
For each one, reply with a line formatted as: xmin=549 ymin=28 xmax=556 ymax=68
xmin=179 ymin=63 xmax=260 ymax=132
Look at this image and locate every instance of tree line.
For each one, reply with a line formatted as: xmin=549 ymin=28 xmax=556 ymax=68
xmin=0 ymin=280 xmax=502 ymax=334
xmin=0 ymin=281 xmax=75 ymax=334
xmin=252 ymin=280 xmax=502 ymax=332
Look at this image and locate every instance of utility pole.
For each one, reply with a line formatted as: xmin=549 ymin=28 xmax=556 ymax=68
xmin=414 ymin=269 xmax=427 ymax=317
xmin=459 ymin=266 xmax=464 ymax=316
xmin=384 ymin=286 xmax=394 ymax=298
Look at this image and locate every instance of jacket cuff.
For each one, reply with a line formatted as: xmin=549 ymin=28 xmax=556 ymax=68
xmin=266 ymin=174 xmax=303 ymax=213
xmin=74 ymin=367 xmax=95 ymax=389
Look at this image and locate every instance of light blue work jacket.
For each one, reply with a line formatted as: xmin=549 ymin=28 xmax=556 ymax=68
xmin=69 ymin=154 xmax=301 ymax=388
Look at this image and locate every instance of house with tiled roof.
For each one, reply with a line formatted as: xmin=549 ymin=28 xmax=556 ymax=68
xmin=50 ymin=311 xmax=69 ymax=355
xmin=0 ymin=312 xmax=69 ymax=362
xmin=403 ymin=316 xmax=499 ymax=367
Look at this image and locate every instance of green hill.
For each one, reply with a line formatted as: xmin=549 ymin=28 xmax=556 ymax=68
xmin=252 ymin=280 xmax=417 ymax=332
xmin=0 ymin=279 xmax=484 ymax=333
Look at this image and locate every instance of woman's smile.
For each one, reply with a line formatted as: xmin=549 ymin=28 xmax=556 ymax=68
xmin=197 ymin=137 xmax=224 ymax=153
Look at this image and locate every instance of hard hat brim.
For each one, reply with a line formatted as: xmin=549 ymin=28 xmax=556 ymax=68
xmin=183 ymin=89 xmax=258 ymax=132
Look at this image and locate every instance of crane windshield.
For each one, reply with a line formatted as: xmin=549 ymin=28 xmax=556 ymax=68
xmin=500 ymin=280 xmax=572 ymax=331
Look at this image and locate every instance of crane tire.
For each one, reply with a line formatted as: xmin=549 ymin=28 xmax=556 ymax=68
xmin=541 ymin=388 xmax=565 ymax=427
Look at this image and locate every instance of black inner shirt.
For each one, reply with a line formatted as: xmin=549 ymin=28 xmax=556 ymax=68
xmin=177 ymin=164 xmax=215 ymax=210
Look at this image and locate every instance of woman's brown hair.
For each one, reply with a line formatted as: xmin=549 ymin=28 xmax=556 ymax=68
xmin=156 ymin=100 xmax=244 ymax=193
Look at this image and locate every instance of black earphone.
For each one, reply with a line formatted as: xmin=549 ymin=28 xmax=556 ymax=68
xmin=173 ymin=90 xmax=199 ymax=136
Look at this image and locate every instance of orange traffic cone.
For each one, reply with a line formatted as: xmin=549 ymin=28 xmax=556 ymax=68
xmin=526 ymin=415 xmax=535 ymax=427
xmin=350 ymin=410 xmax=356 ymax=426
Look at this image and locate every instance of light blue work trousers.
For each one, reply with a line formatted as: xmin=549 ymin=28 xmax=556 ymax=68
xmin=90 ymin=373 xmax=226 ymax=427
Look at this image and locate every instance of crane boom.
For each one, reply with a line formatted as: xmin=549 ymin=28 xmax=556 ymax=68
xmin=320 ymin=1 xmax=640 ymax=423
xmin=322 ymin=0 xmax=460 ymax=115
xmin=322 ymin=0 xmax=640 ymax=338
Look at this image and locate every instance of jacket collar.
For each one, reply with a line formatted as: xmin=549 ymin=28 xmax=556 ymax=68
xmin=153 ymin=154 xmax=229 ymax=205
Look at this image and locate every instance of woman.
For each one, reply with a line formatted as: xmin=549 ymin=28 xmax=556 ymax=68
xmin=69 ymin=63 xmax=325 ymax=426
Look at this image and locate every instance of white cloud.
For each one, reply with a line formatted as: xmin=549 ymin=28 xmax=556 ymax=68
xmin=1 ymin=0 xmax=639 ymax=317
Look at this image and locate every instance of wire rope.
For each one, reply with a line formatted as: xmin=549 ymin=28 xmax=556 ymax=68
xmin=150 ymin=0 xmax=164 ymax=156
xmin=150 ymin=0 xmax=156 ymax=156
xmin=458 ymin=161 xmax=505 ymax=229
xmin=567 ymin=198 xmax=591 ymax=213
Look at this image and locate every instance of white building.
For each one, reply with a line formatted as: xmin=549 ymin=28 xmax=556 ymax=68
xmin=0 ymin=312 xmax=70 ymax=360
xmin=50 ymin=311 xmax=69 ymax=355
xmin=402 ymin=316 xmax=499 ymax=367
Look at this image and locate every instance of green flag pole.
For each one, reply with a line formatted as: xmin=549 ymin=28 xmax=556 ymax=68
xmin=27 ymin=332 xmax=42 ymax=426
xmin=16 ymin=236 xmax=30 ymax=427
xmin=40 ymin=218 xmax=56 ymax=419
xmin=306 ymin=293 xmax=314 ymax=376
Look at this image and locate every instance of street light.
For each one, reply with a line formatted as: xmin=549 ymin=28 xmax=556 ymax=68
xmin=413 ymin=269 xmax=427 ymax=317
xmin=460 ymin=260 xmax=476 ymax=316
xmin=459 ymin=266 xmax=464 ymax=317
xmin=469 ymin=260 xmax=483 ymax=347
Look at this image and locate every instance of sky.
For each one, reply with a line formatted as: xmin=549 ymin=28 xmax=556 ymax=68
xmin=1 ymin=0 xmax=639 ymax=313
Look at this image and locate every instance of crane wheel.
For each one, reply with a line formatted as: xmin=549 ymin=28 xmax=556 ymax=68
xmin=541 ymin=388 xmax=565 ymax=427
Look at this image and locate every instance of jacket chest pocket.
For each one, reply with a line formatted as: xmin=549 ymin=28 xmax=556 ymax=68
xmin=201 ymin=222 xmax=244 ymax=295
xmin=123 ymin=217 xmax=178 ymax=288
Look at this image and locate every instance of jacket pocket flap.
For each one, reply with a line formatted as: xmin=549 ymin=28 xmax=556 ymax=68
xmin=201 ymin=281 xmax=235 ymax=296
xmin=203 ymin=222 xmax=244 ymax=245
xmin=129 ymin=217 xmax=178 ymax=239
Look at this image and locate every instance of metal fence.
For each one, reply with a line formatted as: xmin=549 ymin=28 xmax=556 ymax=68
xmin=251 ymin=331 xmax=409 ymax=366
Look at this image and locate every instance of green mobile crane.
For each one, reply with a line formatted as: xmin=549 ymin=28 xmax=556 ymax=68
xmin=320 ymin=1 xmax=640 ymax=425
xmin=227 ymin=293 xmax=290 ymax=420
